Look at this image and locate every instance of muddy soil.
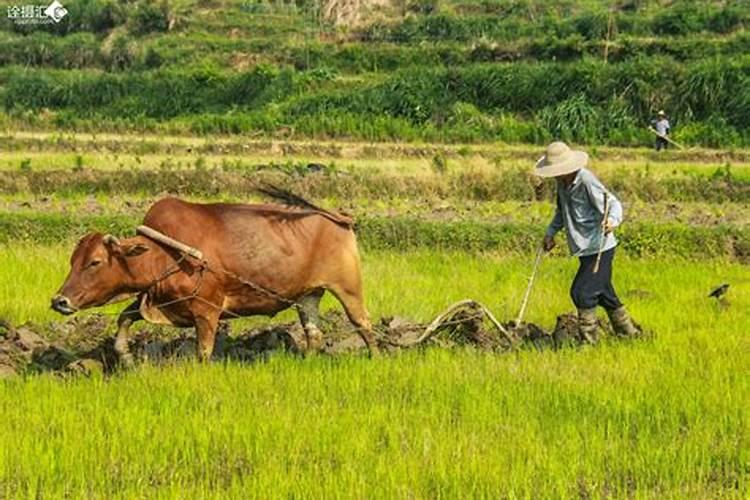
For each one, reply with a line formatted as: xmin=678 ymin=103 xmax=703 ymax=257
xmin=0 ymin=307 xmax=621 ymax=378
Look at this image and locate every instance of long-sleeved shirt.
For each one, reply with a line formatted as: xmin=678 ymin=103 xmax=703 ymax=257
xmin=545 ymin=168 xmax=623 ymax=257
xmin=653 ymin=118 xmax=670 ymax=135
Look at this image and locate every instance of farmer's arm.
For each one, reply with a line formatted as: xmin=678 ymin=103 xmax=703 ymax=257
xmin=586 ymin=177 xmax=623 ymax=231
xmin=543 ymin=195 xmax=563 ymax=251
xmin=545 ymin=195 xmax=564 ymax=237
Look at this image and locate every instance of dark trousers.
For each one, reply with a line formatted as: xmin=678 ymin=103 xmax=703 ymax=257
xmin=655 ymin=137 xmax=669 ymax=151
xmin=570 ymin=248 xmax=623 ymax=310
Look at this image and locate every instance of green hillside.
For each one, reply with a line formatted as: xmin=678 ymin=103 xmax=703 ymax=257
xmin=1 ymin=0 xmax=749 ymax=146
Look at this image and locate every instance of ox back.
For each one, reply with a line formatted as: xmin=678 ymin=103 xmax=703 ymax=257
xmin=142 ymin=197 xmax=361 ymax=317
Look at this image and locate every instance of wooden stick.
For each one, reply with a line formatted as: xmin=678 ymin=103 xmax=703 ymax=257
xmin=593 ymin=193 xmax=609 ymax=274
xmin=136 ymin=225 xmax=204 ymax=261
xmin=647 ymin=127 xmax=685 ymax=150
xmin=515 ymin=245 xmax=544 ymax=325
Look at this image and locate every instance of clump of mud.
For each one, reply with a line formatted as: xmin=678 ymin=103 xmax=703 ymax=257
xmin=0 ymin=305 xmax=616 ymax=378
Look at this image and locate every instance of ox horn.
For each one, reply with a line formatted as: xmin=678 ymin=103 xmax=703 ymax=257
xmin=103 ymin=234 xmax=120 ymax=246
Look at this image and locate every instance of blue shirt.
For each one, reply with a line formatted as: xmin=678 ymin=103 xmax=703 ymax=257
xmin=545 ymin=168 xmax=623 ymax=257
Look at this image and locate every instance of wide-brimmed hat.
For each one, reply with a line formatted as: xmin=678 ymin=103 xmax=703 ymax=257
xmin=657 ymin=110 xmax=666 ymax=116
xmin=533 ymin=141 xmax=589 ymax=178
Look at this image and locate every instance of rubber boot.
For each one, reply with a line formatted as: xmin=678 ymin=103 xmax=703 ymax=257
xmin=606 ymin=306 xmax=640 ymax=338
xmin=577 ymin=308 xmax=599 ymax=344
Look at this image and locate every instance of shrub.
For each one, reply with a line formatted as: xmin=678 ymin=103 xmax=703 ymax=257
xmin=707 ymin=6 xmax=744 ymax=34
xmin=677 ymin=116 xmax=741 ymax=148
xmin=652 ymin=3 xmax=707 ymax=36
xmin=129 ymin=0 xmax=170 ymax=36
xmin=537 ymin=94 xmax=601 ymax=143
xmin=572 ymin=10 xmax=610 ymax=40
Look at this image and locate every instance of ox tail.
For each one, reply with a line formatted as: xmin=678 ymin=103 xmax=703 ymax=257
xmin=255 ymin=183 xmax=355 ymax=229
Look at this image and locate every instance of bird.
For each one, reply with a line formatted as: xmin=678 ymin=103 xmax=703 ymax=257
xmin=708 ymin=283 xmax=729 ymax=299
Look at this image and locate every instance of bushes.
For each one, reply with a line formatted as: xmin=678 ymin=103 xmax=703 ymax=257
xmin=129 ymin=1 xmax=171 ymax=36
xmin=652 ymin=2 xmax=745 ymax=36
xmin=676 ymin=117 xmax=741 ymax=149
xmin=537 ymin=94 xmax=600 ymax=143
xmin=366 ymin=2 xmax=746 ymax=44
xmin=6 ymin=54 xmax=750 ymax=146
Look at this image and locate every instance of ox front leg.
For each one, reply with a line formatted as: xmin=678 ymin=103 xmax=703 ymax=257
xmin=194 ymin=314 xmax=220 ymax=362
xmin=114 ymin=300 xmax=142 ymax=368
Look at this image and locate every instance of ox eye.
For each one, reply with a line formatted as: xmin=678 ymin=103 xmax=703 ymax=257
xmin=87 ymin=259 xmax=102 ymax=269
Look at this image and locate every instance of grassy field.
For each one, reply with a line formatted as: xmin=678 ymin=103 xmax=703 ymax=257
xmin=1 ymin=249 xmax=748 ymax=497
xmin=1 ymin=345 xmax=747 ymax=498
xmin=0 ymin=138 xmax=748 ymax=497
xmin=2 ymin=0 xmax=750 ymax=495
xmin=2 ymin=244 xmax=748 ymax=326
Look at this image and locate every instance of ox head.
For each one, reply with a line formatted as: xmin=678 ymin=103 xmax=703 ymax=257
xmin=51 ymin=233 xmax=150 ymax=315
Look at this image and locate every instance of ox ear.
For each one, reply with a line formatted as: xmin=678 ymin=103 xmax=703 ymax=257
xmin=122 ymin=243 xmax=149 ymax=257
xmin=103 ymin=235 xmax=148 ymax=258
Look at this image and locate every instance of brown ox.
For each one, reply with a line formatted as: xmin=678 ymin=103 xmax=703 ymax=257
xmin=51 ymin=196 xmax=379 ymax=363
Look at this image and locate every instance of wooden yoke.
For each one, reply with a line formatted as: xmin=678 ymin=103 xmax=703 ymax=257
xmin=136 ymin=225 xmax=204 ymax=261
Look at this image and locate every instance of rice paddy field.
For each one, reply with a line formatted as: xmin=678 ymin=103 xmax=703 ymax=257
xmin=0 ymin=132 xmax=747 ymax=498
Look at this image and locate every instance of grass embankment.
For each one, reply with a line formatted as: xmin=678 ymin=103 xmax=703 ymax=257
xmin=1 ymin=211 xmax=747 ymax=263
xmin=3 ymin=2 xmax=750 ymax=145
xmin=1 ymin=158 xmax=749 ymax=203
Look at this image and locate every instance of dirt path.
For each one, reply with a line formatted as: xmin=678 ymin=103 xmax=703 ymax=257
xmin=5 ymin=131 xmax=750 ymax=163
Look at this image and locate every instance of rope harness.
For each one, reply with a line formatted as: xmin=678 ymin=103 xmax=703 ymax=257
xmin=117 ymin=226 xmax=300 ymax=320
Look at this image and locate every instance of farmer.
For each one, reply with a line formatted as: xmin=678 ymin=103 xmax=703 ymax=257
xmin=535 ymin=141 xmax=639 ymax=343
xmin=652 ymin=110 xmax=670 ymax=151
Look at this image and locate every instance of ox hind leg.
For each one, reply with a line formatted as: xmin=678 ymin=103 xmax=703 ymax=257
xmin=114 ymin=300 xmax=142 ymax=368
xmin=327 ymin=283 xmax=380 ymax=357
xmin=297 ymin=289 xmax=325 ymax=353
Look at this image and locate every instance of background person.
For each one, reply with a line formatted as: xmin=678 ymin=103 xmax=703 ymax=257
xmin=535 ymin=141 xmax=640 ymax=343
xmin=652 ymin=110 xmax=671 ymax=151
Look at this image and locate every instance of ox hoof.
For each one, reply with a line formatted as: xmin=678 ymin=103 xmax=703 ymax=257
xmin=303 ymin=324 xmax=323 ymax=354
xmin=117 ymin=351 xmax=135 ymax=369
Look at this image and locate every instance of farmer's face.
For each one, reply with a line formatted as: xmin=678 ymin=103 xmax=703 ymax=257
xmin=556 ymin=171 xmax=578 ymax=186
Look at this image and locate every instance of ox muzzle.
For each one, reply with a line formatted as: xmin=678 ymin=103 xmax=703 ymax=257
xmin=51 ymin=294 xmax=77 ymax=315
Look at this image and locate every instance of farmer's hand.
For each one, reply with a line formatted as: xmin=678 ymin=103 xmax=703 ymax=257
xmin=603 ymin=218 xmax=616 ymax=234
xmin=543 ymin=235 xmax=556 ymax=252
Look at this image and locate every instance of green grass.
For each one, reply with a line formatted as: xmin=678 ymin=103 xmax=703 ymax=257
xmin=2 ymin=245 xmax=748 ymax=332
xmin=1 ymin=247 xmax=748 ymax=497
xmin=0 ymin=314 xmax=747 ymax=497
xmin=0 ymin=348 xmax=745 ymax=498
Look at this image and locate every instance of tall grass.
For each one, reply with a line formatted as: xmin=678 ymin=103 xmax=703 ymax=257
xmin=6 ymin=54 xmax=750 ymax=145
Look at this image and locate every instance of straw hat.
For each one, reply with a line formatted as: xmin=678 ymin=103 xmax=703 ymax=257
xmin=657 ymin=110 xmax=666 ymax=116
xmin=533 ymin=141 xmax=589 ymax=178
